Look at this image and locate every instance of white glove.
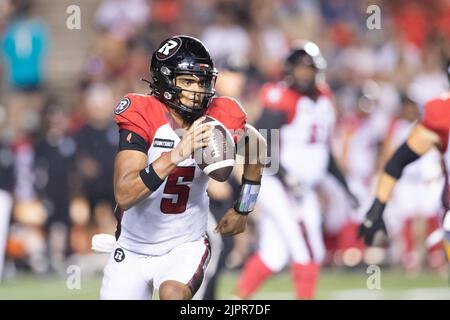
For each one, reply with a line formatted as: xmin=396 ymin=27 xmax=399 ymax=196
xmin=91 ymin=233 xmax=116 ymax=253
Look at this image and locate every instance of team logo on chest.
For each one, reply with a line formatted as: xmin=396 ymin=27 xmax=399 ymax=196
xmin=114 ymin=97 xmax=131 ymax=115
xmin=114 ymin=248 xmax=125 ymax=262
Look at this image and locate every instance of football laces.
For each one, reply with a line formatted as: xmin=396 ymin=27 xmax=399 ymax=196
xmin=210 ymin=129 xmax=220 ymax=159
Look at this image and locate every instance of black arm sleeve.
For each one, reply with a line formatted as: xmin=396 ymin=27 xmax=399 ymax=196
xmin=384 ymin=142 xmax=420 ymax=179
xmin=118 ymin=129 xmax=148 ymax=154
xmin=328 ymin=152 xmax=350 ymax=193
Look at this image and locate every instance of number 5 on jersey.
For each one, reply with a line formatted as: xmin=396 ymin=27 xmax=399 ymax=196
xmin=160 ymin=167 xmax=195 ymax=214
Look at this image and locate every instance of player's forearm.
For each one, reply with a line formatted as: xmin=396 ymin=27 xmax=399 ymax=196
xmin=373 ymin=139 xmax=424 ymax=206
xmin=115 ymin=173 xmax=152 ymax=210
xmin=374 ymin=172 xmax=398 ymax=204
xmin=241 ymin=124 xmax=267 ymax=182
xmin=367 ymin=126 xmax=432 ymax=218
xmin=373 ymin=138 xmax=424 ymax=206
xmin=242 ymin=142 xmax=266 ymax=182
xmin=115 ymin=151 xmax=178 ymax=210
xmin=243 ymin=162 xmax=263 ymax=182
xmin=233 ymin=126 xmax=266 ymax=215
xmin=327 ymin=152 xmax=350 ymax=193
xmin=234 ymin=162 xmax=263 ymax=216
xmin=152 ymin=150 xmax=180 ymax=179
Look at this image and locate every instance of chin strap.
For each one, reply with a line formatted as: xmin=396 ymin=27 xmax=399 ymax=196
xmin=141 ymin=78 xmax=152 ymax=85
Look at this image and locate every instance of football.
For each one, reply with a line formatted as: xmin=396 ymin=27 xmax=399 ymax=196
xmin=193 ymin=116 xmax=236 ymax=182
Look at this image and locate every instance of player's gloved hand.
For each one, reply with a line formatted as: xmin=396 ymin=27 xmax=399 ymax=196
xmin=171 ymin=116 xmax=212 ymax=164
xmin=358 ymin=198 xmax=388 ymax=246
xmin=215 ymin=207 xmax=247 ymax=236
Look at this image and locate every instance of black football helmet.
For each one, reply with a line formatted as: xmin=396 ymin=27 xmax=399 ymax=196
xmin=284 ymin=41 xmax=326 ymax=94
xmin=149 ymin=35 xmax=218 ymax=122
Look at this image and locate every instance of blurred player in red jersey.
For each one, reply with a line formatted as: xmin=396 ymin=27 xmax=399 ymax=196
xmin=235 ymin=41 xmax=357 ymax=300
xmin=359 ymin=59 xmax=450 ymax=262
xmin=100 ymin=36 xmax=266 ymax=300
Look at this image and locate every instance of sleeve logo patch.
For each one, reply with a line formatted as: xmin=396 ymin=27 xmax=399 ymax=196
xmin=115 ymin=97 xmax=131 ymax=115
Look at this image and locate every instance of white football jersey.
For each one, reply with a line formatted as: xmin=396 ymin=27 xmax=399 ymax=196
xmin=344 ymin=117 xmax=380 ymax=182
xmin=261 ymin=83 xmax=335 ymax=187
xmin=114 ymin=94 xmax=246 ymax=255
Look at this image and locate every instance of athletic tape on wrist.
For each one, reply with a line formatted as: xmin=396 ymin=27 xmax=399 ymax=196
xmin=234 ymin=177 xmax=261 ymax=215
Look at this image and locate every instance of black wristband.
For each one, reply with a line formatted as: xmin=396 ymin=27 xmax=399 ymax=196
xmin=139 ymin=164 xmax=164 ymax=192
xmin=241 ymin=176 xmax=261 ymax=185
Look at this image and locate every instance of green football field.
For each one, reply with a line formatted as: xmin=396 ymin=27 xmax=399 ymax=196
xmin=0 ymin=269 xmax=448 ymax=300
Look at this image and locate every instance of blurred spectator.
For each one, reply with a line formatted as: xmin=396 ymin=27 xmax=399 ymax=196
xmin=74 ymin=83 xmax=117 ymax=237
xmin=0 ymin=134 xmax=14 ymax=279
xmin=201 ymin=2 xmax=250 ymax=64
xmin=32 ymin=101 xmax=76 ymax=273
xmin=407 ymin=44 xmax=449 ymax=106
xmin=247 ymin=0 xmax=289 ymax=79
xmin=123 ymin=37 xmax=155 ymax=93
xmin=392 ymin=1 xmax=428 ymax=49
xmin=1 ymin=0 xmax=49 ymax=138
xmin=374 ymin=28 xmax=421 ymax=90
xmin=0 ymin=0 xmax=14 ymax=33
xmin=151 ymin=0 xmax=182 ymax=26
xmin=320 ymin=0 xmax=361 ymax=26
xmin=10 ymin=138 xmax=48 ymax=275
xmin=95 ymin=0 xmax=150 ymax=40
xmin=1 ymin=0 xmax=48 ymax=90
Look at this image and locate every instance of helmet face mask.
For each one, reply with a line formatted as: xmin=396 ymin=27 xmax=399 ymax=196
xmin=288 ymin=63 xmax=317 ymax=94
xmin=150 ymin=36 xmax=218 ymax=123
xmin=175 ymin=74 xmax=215 ymax=109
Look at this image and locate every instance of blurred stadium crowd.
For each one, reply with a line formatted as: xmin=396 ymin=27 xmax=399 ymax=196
xmin=0 ymin=0 xmax=449 ymax=294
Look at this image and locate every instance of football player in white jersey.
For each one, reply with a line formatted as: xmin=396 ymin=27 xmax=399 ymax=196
xmin=235 ymin=41 xmax=357 ymax=299
xmin=381 ymin=97 xmax=444 ymax=271
xmin=359 ymin=59 xmax=450 ymax=263
xmin=100 ymin=36 xmax=266 ymax=300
